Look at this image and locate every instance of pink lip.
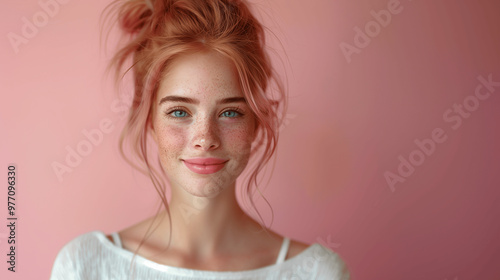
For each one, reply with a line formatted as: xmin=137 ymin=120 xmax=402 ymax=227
xmin=182 ymin=157 xmax=228 ymax=174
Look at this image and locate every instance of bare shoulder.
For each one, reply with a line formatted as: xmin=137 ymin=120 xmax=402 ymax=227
xmin=287 ymin=239 xmax=310 ymax=259
xmin=107 ymin=214 xmax=160 ymax=252
xmin=117 ymin=217 xmax=156 ymax=251
xmin=252 ymin=227 xmax=310 ymax=260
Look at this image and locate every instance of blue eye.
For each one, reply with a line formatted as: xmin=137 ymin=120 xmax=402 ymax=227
xmin=221 ymin=111 xmax=240 ymax=118
xmin=166 ymin=108 xmax=243 ymax=119
xmin=170 ymin=110 xmax=188 ymax=118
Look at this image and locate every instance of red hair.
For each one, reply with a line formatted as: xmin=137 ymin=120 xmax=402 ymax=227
xmin=101 ymin=0 xmax=287 ymax=272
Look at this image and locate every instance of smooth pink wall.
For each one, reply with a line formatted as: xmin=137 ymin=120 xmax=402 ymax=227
xmin=1 ymin=0 xmax=499 ymax=279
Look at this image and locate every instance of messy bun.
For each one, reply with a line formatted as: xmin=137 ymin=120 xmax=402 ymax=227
xmin=101 ymin=0 xmax=287 ymax=272
xmin=117 ymin=0 xmax=153 ymax=34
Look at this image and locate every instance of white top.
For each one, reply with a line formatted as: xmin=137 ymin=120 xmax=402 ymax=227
xmin=50 ymin=231 xmax=350 ymax=279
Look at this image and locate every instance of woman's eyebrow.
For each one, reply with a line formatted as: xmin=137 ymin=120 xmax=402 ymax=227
xmin=219 ymin=97 xmax=246 ymax=104
xmin=159 ymin=96 xmax=247 ymax=105
xmin=159 ymin=96 xmax=197 ymax=105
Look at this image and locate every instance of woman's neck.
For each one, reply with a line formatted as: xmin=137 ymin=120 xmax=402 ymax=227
xmin=153 ymin=183 xmax=266 ymax=259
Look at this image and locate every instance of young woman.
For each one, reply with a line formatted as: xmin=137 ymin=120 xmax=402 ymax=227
xmin=50 ymin=0 xmax=350 ymax=279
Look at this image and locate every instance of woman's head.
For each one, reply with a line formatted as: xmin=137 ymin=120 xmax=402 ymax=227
xmin=103 ymin=0 xmax=287 ymax=224
xmin=152 ymin=50 xmax=257 ymax=198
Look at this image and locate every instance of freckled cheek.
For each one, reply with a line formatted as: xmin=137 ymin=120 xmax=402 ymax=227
xmin=155 ymin=125 xmax=188 ymax=161
xmin=220 ymin=123 xmax=255 ymax=152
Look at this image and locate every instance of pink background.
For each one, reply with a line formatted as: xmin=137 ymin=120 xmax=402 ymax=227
xmin=1 ymin=0 xmax=500 ymax=279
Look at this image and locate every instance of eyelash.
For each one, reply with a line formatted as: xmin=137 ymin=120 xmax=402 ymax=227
xmin=164 ymin=106 xmax=245 ymax=119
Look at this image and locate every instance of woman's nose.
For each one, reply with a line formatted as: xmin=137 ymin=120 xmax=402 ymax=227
xmin=192 ymin=116 xmax=220 ymax=151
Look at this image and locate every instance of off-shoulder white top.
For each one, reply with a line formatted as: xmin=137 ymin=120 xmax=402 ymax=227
xmin=50 ymin=231 xmax=350 ymax=279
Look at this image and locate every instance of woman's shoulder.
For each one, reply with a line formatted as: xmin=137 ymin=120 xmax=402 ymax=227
xmin=256 ymin=228 xmax=349 ymax=276
xmin=55 ymin=230 xmax=114 ymax=259
xmin=301 ymin=243 xmax=350 ymax=280
xmin=50 ymin=231 xmax=116 ymax=279
xmin=62 ymin=230 xmax=109 ymax=248
xmin=287 ymin=239 xmax=310 ymax=259
xmin=269 ymin=236 xmax=350 ymax=279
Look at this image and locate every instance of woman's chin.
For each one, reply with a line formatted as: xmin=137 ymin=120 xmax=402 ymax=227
xmin=176 ymin=178 xmax=231 ymax=198
xmin=165 ymin=164 xmax=240 ymax=198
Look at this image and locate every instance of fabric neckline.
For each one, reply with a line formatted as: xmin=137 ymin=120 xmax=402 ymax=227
xmin=111 ymin=231 xmax=290 ymax=265
xmin=94 ymin=231 xmax=317 ymax=276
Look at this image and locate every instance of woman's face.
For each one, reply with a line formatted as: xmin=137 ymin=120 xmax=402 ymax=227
xmin=151 ymin=50 xmax=256 ymax=198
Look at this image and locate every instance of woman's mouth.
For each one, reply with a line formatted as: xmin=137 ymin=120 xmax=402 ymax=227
xmin=182 ymin=158 xmax=228 ymax=174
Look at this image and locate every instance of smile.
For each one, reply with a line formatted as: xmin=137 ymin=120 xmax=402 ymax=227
xmin=182 ymin=158 xmax=228 ymax=175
